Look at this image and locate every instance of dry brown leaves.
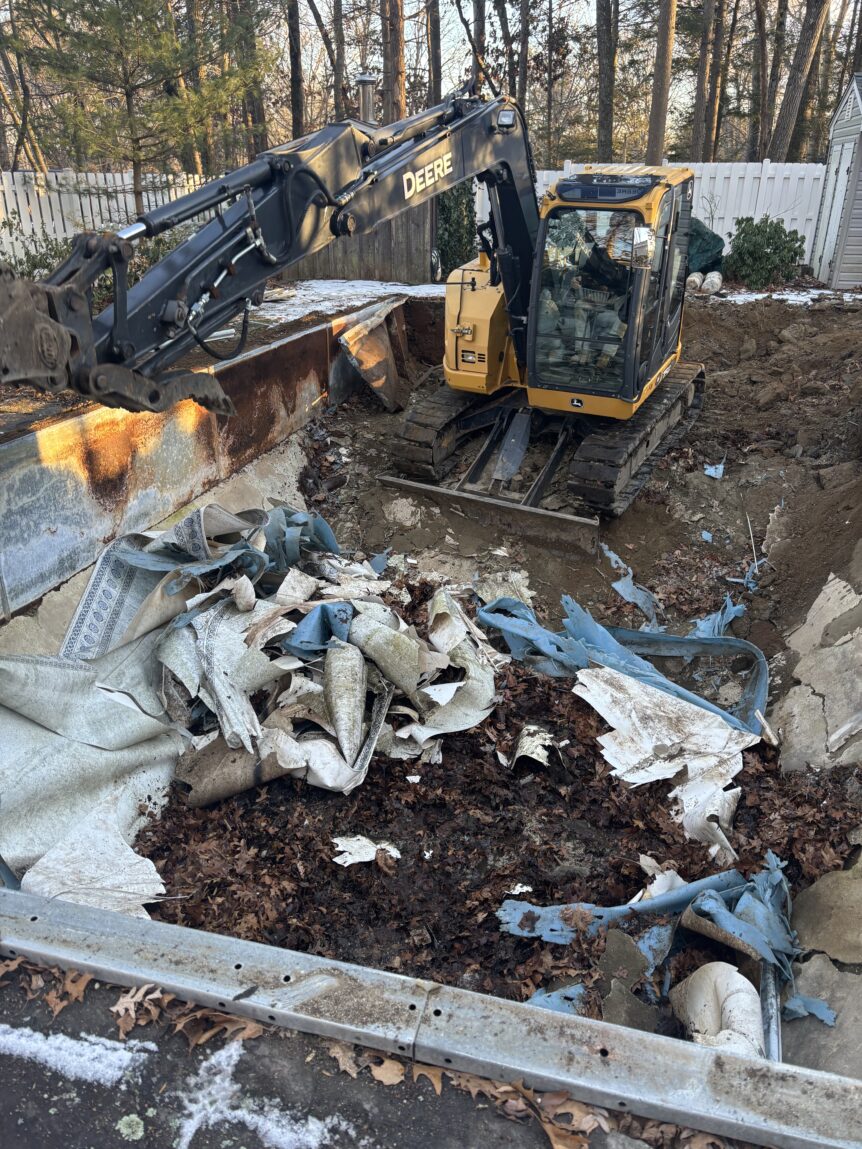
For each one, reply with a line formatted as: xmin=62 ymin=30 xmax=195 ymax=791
xmin=170 ymin=1005 xmax=264 ymax=1049
xmin=322 ymin=1043 xmax=608 ymax=1149
xmin=108 ymin=982 xmax=264 ymax=1047
xmin=110 ymin=983 xmax=175 ymax=1038
xmin=321 ymin=1042 xmax=743 ymax=1149
xmin=0 ymin=958 xmax=94 ymax=1018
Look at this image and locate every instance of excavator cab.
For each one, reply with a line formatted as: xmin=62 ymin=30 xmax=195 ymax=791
xmin=527 ymin=168 xmax=695 ymax=419
xmin=392 ymin=164 xmax=704 ymax=521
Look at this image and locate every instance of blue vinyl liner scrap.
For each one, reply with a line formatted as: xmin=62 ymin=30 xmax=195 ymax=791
xmin=506 ymin=852 xmax=834 ymax=1025
xmin=280 ymin=601 xmax=354 ymax=659
xmin=476 ymin=595 xmax=768 ymax=735
xmin=263 ymin=505 xmax=341 ymax=569
xmin=600 ymin=544 xmax=663 ymax=631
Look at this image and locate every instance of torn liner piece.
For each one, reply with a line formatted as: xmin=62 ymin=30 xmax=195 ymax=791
xmin=573 ymin=665 xmax=757 ymax=859
xmin=600 ymin=543 xmax=663 ymax=630
xmin=477 ymin=596 xmax=768 ymax=736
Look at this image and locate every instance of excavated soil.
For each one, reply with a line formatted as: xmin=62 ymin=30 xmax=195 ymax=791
xmin=139 ymin=290 xmax=862 ymax=1008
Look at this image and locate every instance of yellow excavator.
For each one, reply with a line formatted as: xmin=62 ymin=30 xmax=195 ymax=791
xmin=0 ymin=89 xmax=702 ymax=523
xmin=391 ymin=165 xmax=703 ymax=518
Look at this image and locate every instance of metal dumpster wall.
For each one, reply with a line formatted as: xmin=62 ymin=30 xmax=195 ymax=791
xmin=0 ymin=317 xmax=352 ymax=620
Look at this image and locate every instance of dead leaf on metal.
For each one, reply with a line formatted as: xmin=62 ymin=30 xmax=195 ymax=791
xmin=368 ymin=1055 xmax=405 ymax=1086
xmin=412 ymin=1063 xmax=444 ymax=1095
xmin=326 ymin=1040 xmax=361 ymax=1079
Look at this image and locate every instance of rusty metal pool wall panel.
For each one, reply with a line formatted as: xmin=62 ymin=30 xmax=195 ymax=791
xmin=0 ymin=888 xmax=858 ymax=1149
xmin=0 ymin=319 xmax=343 ymax=618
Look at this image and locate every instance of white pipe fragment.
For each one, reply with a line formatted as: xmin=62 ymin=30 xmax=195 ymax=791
xmin=669 ymin=961 xmax=765 ymax=1059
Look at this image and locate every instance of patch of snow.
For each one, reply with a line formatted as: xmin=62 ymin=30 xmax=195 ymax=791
xmin=0 ymin=1024 xmax=151 ymax=1086
xmin=254 ymin=279 xmax=446 ymax=326
xmin=716 ymin=287 xmax=859 ymax=306
xmin=507 ymin=882 xmax=534 ymax=895
xmin=175 ymin=1040 xmax=357 ymax=1149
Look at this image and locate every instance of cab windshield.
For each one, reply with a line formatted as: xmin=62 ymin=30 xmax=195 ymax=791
xmin=534 ymin=208 xmax=638 ymax=392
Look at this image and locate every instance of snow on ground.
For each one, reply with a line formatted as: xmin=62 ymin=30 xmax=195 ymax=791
xmin=717 ymin=287 xmax=860 ymax=306
xmin=252 ymin=278 xmax=446 ymax=326
xmin=0 ymin=1024 xmax=154 ymax=1086
xmin=174 ymin=1041 xmax=359 ymax=1149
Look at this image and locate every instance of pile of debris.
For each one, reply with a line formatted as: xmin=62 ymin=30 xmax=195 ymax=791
xmin=1 ymin=492 xmax=857 ymax=1059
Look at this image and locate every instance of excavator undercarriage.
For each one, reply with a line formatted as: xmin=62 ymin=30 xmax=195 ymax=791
xmin=383 ymin=361 xmax=703 ymax=529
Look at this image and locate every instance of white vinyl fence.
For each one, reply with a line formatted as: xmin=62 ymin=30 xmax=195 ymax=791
xmin=0 ymin=169 xmax=206 ymax=257
xmin=479 ymin=160 xmax=827 ymax=262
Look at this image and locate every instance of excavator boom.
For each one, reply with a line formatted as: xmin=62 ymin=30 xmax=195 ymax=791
xmin=0 ymin=92 xmax=538 ymax=413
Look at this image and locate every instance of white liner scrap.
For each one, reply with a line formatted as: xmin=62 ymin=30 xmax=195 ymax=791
xmin=331 ymin=835 xmax=401 ymax=866
xmin=573 ymin=666 xmax=758 ymax=860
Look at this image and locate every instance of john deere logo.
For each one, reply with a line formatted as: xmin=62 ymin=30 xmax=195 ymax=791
xmin=403 ymin=152 xmax=453 ymax=200
xmin=570 ymin=397 xmax=584 ymax=408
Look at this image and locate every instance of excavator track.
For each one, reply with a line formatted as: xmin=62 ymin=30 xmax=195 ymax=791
xmin=394 ymin=383 xmax=479 ymax=480
xmin=567 ymin=362 xmax=705 ymax=517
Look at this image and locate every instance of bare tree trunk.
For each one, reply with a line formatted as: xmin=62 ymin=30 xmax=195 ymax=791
xmin=389 ymin=0 xmax=406 ymax=117
xmin=746 ymin=21 xmax=763 ymax=159
xmin=596 ymin=0 xmax=618 ymax=161
xmin=236 ymin=0 xmax=269 ymax=157
xmin=185 ymin=0 xmax=213 ymax=172
xmin=124 ymin=86 xmax=144 ymax=217
xmin=380 ymin=0 xmax=392 ymax=120
xmin=517 ymin=0 xmax=529 ymax=105
xmin=767 ymin=0 xmax=831 ymax=161
xmin=852 ymin=0 xmax=862 ymax=74
xmin=429 ymin=0 xmax=442 ymax=103
xmin=837 ymin=0 xmax=860 ymax=92
xmin=764 ymin=0 xmax=789 ymax=144
xmin=286 ymin=0 xmax=304 ymax=136
xmin=333 ymin=0 xmax=345 ymax=118
xmin=492 ymin=0 xmax=517 ymax=95
xmin=703 ymin=0 xmax=726 ymax=158
xmin=690 ymin=0 xmax=716 ymax=160
xmin=787 ymin=27 xmax=824 ymax=160
xmin=546 ymin=0 xmax=553 ymax=165
xmin=645 ymin=0 xmax=677 ymax=163
xmin=711 ymin=0 xmax=740 ymax=159
xmin=473 ymin=0 xmax=486 ymax=92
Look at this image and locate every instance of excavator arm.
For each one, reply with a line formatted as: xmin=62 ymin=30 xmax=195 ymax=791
xmin=0 ymin=91 xmax=538 ymax=414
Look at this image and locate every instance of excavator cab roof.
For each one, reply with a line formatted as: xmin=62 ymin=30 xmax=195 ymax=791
xmin=543 ymin=166 xmax=694 ymax=218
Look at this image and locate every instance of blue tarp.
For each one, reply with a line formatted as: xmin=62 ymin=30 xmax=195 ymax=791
xmin=476 ymin=596 xmax=768 ymax=735
xmin=704 ymin=458 xmax=726 ymax=479
xmin=114 ymin=539 xmax=270 ymax=595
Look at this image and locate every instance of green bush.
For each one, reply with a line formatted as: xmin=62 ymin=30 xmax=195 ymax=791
xmin=436 ymin=182 xmax=477 ymax=278
xmin=722 ymin=215 xmax=805 ymax=291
